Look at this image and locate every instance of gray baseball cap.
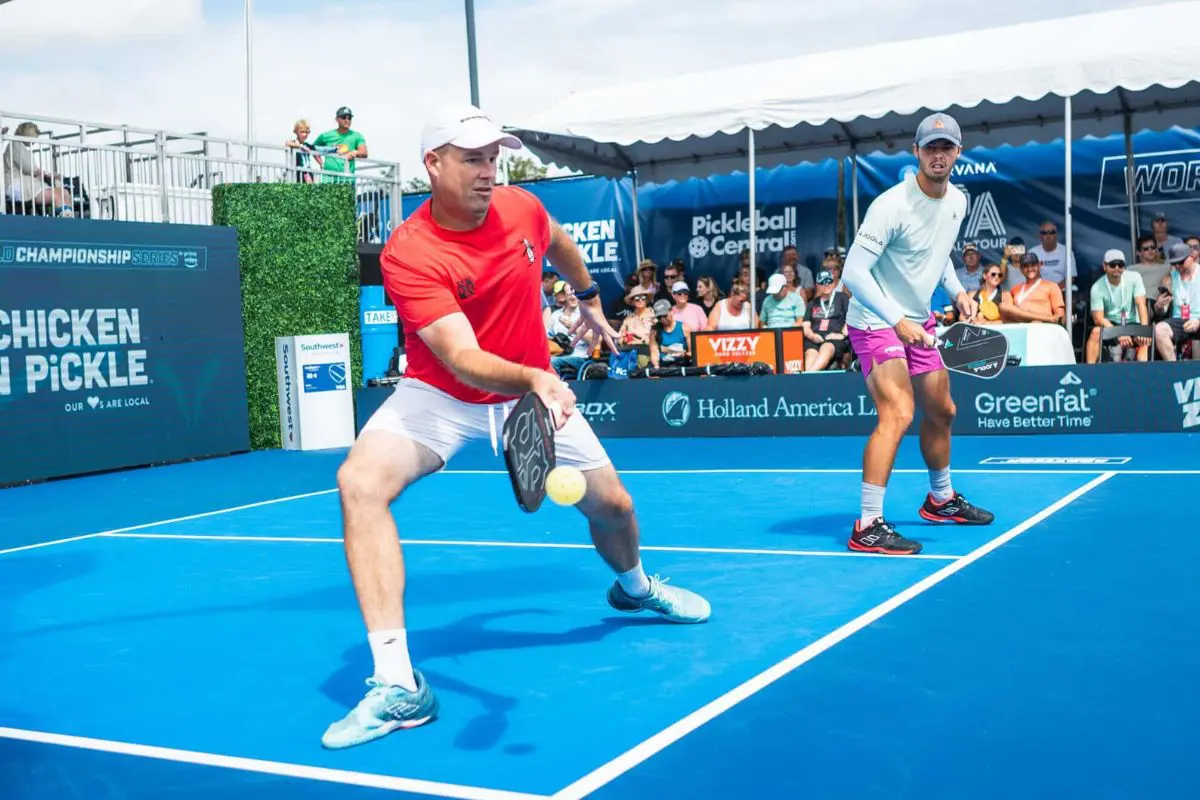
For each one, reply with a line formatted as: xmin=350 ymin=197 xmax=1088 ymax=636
xmin=915 ymin=112 xmax=962 ymax=148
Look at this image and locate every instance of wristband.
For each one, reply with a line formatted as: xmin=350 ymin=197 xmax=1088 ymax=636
xmin=573 ymin=282 xmax=600 ymax=301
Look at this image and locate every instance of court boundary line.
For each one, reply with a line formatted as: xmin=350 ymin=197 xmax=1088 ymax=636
xmin=0 ymin=489 xmax=337 ymax=558
xmin=0 ymin=726 xmax=549 ymax=800
xmin=435 ymin=468 xmax=1200 ymax=475
xmin=548 ymin=470 xmax=1118 ymax=800
xmin=98 ymin=532 xmax=960 ymax=560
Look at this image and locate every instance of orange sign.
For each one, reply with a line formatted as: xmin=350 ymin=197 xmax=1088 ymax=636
xmin=779 ymin=327 xmax=808 ymax=374
xmin=694 ymin=330 xmax=778 ymax=372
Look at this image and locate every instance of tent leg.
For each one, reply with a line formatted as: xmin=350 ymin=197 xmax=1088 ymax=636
xmin=1064 ymin=95 xmax=1074 ymax=348
xmin=1123 ymin=109 xmax=1138 ymax=260
xmin=631 ymin=169 xmax=644 ymax=265
xmin=852 ymin=150 xmax=860 ymax=234
xmin=748 ymin=127 xmax=758 ymax=322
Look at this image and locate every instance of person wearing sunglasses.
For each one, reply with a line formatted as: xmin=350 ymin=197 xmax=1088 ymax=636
xmin=1086 ymin=249 xmax=1150 ymax=363
xmin=971 ymin=263 xmax=1015 ymax=324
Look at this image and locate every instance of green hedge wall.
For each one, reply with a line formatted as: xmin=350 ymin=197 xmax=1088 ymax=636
xmin=212 ymin=183 xmax=362 ymax=450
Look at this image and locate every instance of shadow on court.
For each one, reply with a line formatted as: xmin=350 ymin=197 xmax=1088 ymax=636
xmin=320 ymin=609 xmax=664 ymax=754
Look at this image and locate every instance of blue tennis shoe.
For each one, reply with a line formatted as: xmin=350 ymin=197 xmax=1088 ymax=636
xmin=321 ymin=669 xmax=439 ymax=749
xmin=607 ymin=575 xmax=711 ymax=623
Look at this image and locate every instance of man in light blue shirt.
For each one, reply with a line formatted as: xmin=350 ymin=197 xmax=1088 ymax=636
xmin=760 ymin=273 xmax=805 ymax=328
xmin=839 ymin=111 xmax=993 ymax=556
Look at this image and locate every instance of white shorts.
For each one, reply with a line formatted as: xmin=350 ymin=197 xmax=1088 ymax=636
xmin=359 ymin=377 xmax=611 ymax=471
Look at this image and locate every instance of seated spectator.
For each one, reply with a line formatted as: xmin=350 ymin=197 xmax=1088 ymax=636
xmin=1008 ymin=252 xmax=1065 ymax=324
xmin=760 ymin=273 xmax=805 ymax=328
xmin=956 ymin=244 xmax=985 ymax=293
xmin=3 ymin=122 xmax=74 ymax=216
xmin=1131 ymin=233 xmax=1171 ymax=307
xmin=1151 ymin=211 xmax=1184 ymax=262
xmin=618 ymin=284 xmax=656 ymax=357
xmin=780 ymin=246 xmax=814 ymax=303
xmin=694 ymin=275 xmax=723 ymax=317
xmin=654 ymin=261 xmax=688 ymax=304
xmin=1087 ymin=249 xmax=1150 ymax=363
xmin=972 ymin=263 xmax=1015 ymax=324
xmin=667 ymin=280 xmax=708 ymax=332
xmin=626 ymin=260 xmax=658 ymax=308
xmin=1153 ymin=242 xmax=1200 ymax=361
xmin=707 ymin=281 xmax=758 ymax=330
xmin=1029 ymin=220 xmax=1076 ymax=291
xmin=649 ymin=299 xmax=691 ymax=368
xmin=801 ymin=268 xmax=850 ymax=371
xmin=548 ymin=283 xmax=595 ymax=377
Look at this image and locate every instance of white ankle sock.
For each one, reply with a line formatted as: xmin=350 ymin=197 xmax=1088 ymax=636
xmin=616 ymin=561 xmax=652 ymax=598
xmin=928 ymin=467 xmax=954 ymax=502
xmin=367 ymin=629 xmax=417 ymax=691
xmin=861 ymin=482 xmax=885 ymax=527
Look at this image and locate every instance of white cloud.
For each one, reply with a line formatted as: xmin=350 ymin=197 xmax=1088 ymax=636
xmin=0 ymin=0 xmax=1183 ymax=184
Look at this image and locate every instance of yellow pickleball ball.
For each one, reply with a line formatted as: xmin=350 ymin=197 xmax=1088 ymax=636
xmin=545 ymin=466 xmax=587 ymax=506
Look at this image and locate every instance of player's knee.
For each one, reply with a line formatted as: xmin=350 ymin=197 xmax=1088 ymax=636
xmin=337 ymin=459 xmax=390 ymax=508
xmin=929 ymin=398 xmax=956 ymax=428
xmin=588 ymin=481 xmax=635 ymax=523
xmin=879 ymin=398 xmax=914 ymax=432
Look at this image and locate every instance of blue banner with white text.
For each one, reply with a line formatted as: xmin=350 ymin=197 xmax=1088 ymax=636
xmin=0 ymin=216 xmax=250 ymax=485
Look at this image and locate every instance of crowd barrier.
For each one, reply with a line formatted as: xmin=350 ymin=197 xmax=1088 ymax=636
xmin=0 ymin=216 xmax=250 ymax=486
xmin=355 ymin=361 xmax=1200 ymax=439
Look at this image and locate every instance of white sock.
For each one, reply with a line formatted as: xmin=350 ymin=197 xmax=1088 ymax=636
xmin=367 ymin=629 xmax=417 ymax=691
xmin=616 ymin=560 xmax=652 ymax=598
xmin=860 ymin=482 xmax=885 ymax=527
xmin=929 ymin=467 xmax=954 ymax=503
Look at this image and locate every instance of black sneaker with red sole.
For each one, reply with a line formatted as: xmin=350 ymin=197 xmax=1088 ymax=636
xmin=918 ymin=492 xmax=995 ymax=525
xmin=848 ymin=517 xmax=923 ymax=555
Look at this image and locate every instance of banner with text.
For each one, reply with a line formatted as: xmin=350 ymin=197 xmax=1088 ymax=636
xmin=0 ymin=216 xmax=250 ymax=485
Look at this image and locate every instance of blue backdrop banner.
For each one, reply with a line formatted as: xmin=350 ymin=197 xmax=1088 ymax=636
xmin=0 ymin=216 xmax=250 ymax=485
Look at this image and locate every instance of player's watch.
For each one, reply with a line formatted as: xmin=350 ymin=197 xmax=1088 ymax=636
xmin=573 ymin=282 xmax=600 ymax=301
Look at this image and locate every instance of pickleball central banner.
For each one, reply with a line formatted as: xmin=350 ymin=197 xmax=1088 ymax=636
xmin=0 ymin=216 xmax=249 ymax=485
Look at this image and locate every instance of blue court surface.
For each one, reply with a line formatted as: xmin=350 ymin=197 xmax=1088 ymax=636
xmin=3 ymin=432 xmax=1198 ymax=799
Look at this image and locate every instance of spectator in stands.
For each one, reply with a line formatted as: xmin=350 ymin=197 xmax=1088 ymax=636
xmin=1151 ymin=211 xmax=1184 ymax=261
xmin=694 ymin=275 xmax=723 ymax=317
xmin=2 ymin=122 xmax=74 ymax=216
xmin=707 ymin=280 xmax=758 ymax=330
xmin=1086 ymin=249 xmax=1150 ymax=363
xmin=1153 ymin=242 xmax=1200 ymax=361
xmin=780 ymin=246 xmax=814 ymax=303
xmin=667 ymin=280 xmax=708 ymax=332
xmin=649 ymin=299 xmax=691 ymax=368
xmin=760 ymin=273 xmax=805 ymax=328
xmin=823 ymin=255 xmax=845 ymax=295
xmin=801 ymin=268 xmax=850 ymax=371
xmin=627 ymin=259 xmax=659 ymax=308
xmin=618 ymin=284 xmax=656 ymax=354
xmin=548 ymin=283 xmax=595 ymax=377
xmin=972 ymin=263 xmax=1015 ymax=324
xmin=1029 ymin=220 xmax=1075 ymax=291
xmin=1131 ymin=233 xmax=1171 ymax=306
xmin=311 ymin=107 xmax=367 ymax=182
xmin=998 ymin=237 xmax=1027 ymax=292
xmin=653 ymin=261 xmax=686 ymax=304
xmin=284 ymin=118 xmax=333 ymax=182
xmin=1008 ymin=251 xmax=1065 ymax=324
xmin=955 ymin=244 xmax=984 ymax=293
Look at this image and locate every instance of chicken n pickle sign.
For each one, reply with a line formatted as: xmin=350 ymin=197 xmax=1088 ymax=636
xmin=0 ymin=216 xmax=249 ymax=485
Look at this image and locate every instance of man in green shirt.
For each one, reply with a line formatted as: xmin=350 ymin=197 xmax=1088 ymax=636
xmin=312 ymin=106 xmax=368 ymax=183
xmin=1086 ymin=248 xmax=1150 ymax=363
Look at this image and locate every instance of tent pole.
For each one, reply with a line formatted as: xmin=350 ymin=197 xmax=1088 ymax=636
xmin=1123 ymin=109 xmax=1138 ymax=261
xmin=748 ymin=127 xmax=758 ymax=322
xmin=630 ymin=169 xmax=643 ymax=265
xmin=852 ymin=149 xmax=860 ymax=234
xmin=1064 ymin=95 xmax=1074 ymax=344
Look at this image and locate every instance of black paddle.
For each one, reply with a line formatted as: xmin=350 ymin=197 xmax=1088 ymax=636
xmin=936 ymin=322 xmax=1010 ymax=379
xmin=501 ymin=392 xmax=557 ymax=512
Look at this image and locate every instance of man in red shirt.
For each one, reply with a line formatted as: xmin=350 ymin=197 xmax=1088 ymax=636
xmin=321 ymin=105 xmax=712 ymax=750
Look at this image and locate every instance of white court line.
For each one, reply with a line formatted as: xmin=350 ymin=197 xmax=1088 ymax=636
xmin=440 ymin=468 xmax=1106 ymax=475
xmin=0 ymin=489 xmax=337 ymax=558
xmin=100 ymin=532 xmax=960 ymax=561
xmin=549 ymin=471 xmax=1118 ymax=800
xmin=0 ymin=727 xmax=549 ymax=800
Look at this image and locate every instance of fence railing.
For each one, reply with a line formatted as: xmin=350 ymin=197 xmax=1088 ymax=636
xmin=0 ymin=109 xmax=403 ymax=243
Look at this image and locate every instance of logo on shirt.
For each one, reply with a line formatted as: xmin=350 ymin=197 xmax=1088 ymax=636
xmin=521 ymin=238 xmax=534 ymax=263
xmin=456 ymin=278 xmax=476 ymax=300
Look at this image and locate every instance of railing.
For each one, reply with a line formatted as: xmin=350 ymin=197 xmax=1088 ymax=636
xmin=0 ymin=110 xmax=403 ymax=243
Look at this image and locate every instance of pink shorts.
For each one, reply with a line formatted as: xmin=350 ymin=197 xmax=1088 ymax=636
xmin=847 ymin=316 xmax=945 ymax=380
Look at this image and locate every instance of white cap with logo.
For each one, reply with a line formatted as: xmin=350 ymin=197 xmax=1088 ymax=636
xmin=420 ymin=104 xmax=523 ymax=155
xmin=1103 ymin=249 xmax=1127 ymax=264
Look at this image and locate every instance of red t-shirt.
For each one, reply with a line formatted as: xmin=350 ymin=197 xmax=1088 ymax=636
xmin=380 ymin=185 xmax=553 ymax=404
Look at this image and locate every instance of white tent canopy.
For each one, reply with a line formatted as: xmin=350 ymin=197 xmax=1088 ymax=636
xmin=508 ymin=2 xmax=1200 ymax=183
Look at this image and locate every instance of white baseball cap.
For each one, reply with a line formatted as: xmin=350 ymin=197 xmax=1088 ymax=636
xmin=1103 ymin=248 xmax=1127 ymax=264
xmin=766 ymin=273 xmax=788 ymax=293
xmin=420 ymin=104 xmax=523 ymax=155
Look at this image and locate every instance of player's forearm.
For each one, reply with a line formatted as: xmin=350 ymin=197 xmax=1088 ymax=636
xmin=840 ymin=243 xmax=907 ymax=326
xmin=450 ymin=348 xmax=545 ymax=396
xmin=546 ymin=224 xmax=593 ymax=291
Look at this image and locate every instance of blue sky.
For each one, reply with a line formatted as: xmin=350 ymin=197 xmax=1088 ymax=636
xmin=0 ymin=0 xmax=1185 ymax=181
